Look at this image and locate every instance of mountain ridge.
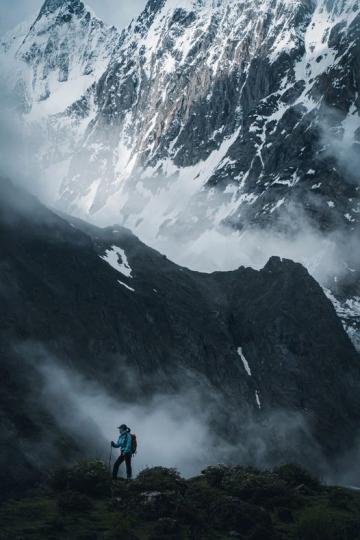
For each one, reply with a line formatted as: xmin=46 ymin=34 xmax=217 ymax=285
xmin=0 ymin=0 xmax=359 ymax=347
xmin=1 ymin=177 xmax=360 ymax=495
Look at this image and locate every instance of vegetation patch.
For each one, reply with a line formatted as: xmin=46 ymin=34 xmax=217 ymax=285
xmin=1 ymin=460 xmax=360 ymax=540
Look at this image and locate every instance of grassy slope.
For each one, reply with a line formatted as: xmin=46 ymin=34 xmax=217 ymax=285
xmin=0 ymin=461 xmax=360 ymax=540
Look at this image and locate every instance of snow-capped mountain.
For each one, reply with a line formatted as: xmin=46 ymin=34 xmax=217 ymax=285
xmin=1 ymin=0 xmax=360 ymax=345
xmin=3 ymin=0 xmax=358 ymax=225
xmin=56 ymin=0 xmax=360 ymax=226
xmin=0 ymin=0 xmax=119 ymax=118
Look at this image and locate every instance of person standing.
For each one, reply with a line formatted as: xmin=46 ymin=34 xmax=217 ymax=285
xmin=111 ymin=424 xmax=133 ymax=480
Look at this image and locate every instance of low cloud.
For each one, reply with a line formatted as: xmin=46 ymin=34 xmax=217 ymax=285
xmin=0 ymin=83 xmax=58 ymax=204
xmin=34 ymin=354 xmax=228 ymax=477
xmin=319 ymin=105 xmax=360 ymax=186
xmin=23 ymin=346 xmax=353 ymax=483
xmin=89 ymin=0 xmax=147 ymax=29
xmin=0 ymin=0 xmax=41 ymax=36
xmin=92 ymin=174 xmax=359 ymax=291
xmin=151 ymin=222 xmax=352 ymax=286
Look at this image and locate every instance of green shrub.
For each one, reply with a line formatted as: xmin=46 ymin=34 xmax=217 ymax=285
xmin=220 ymin=466 xmax=289 ymax=506
xmin=328 ymin=488 xmax=352 ymax=510
xmin=109 ymin=479 xmax=130 ymax=502
xmin=275 ymin=506 xmax=294 ymax=523
xmin=132 ymin=467 xmax=185 ymax=493
xmin=105 ymin=530 xmax=139 ymax=540
xmin=209 ymin=496 xmax=274 ymax=536
xmin=50 ymin=459 xmax=111 ymax=497
xmin=70 ymin=459 xmax=111 ymax=497
xmin=273 ymin=464 xmax=321 ymax=491
xmin=45 ymin=515 xmax=66 ymax=532
xmin=201 ymin=464 xmax=230 ymax=488
xmin=247 ymin=523 xmax=278 ymax=540
xmin=69 ymin=460 xmax=111 ymax=497
xmin=104 ymin=518 xmax=139 ymax=540
xmin=74 ymin=533 xmax=99 ymax=540
xmin=149 ymin=517 xmax=182 ymax=540
xmin=49 ymin=466 xmax=70 ymax=492
xmin=57 ymin=491 xmax=93 ymax=512
xmin=294 ymin=507 xmax=350 ymax=540
xmin=177 ymin=482 xmax=220 ymax=527
xmin=135 ymin=490 xmax=183 ymax=521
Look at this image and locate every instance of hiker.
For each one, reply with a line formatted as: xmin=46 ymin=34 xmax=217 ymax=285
xmin=111 ymin=424 xmax=134 ymax=480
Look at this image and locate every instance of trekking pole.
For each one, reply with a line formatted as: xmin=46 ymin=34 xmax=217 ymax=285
xmin=108 ymin=445 xmax=113 ymax=474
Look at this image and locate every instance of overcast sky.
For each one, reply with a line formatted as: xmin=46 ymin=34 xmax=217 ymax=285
xmin=0 ymin=0 xmax=148 ymax=36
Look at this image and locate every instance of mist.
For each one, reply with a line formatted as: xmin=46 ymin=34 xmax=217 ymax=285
xmin=88 ymin=0 xmax=148 ymax=30
xmin=1 ymin=93 xmax=358 ymax=298
xmin=37 ymin=359 xmax=222 ymax=477
xmin=0 ymin=84 xmax=59 ymax=204
xmin=24 ymin=348 xmax=354 ymax=483
xmin=319 ymin=104 xmax=360 ymax=186
xmin=89 ymin=168 xmax=359 ymax=293
xmin=140 ymin=216 xmax=357 ymax=286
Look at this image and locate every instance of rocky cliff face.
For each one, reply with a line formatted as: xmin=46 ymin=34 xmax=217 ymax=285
xmin=0 ymin=0 xmax=119 ymax=116
xmin=1 ymin=0 xmax=359 ymax=346
xmin=53 ymin=0 xmax=360 ymax=229
xmin=1 ymin=179 xmax=360 ymax=492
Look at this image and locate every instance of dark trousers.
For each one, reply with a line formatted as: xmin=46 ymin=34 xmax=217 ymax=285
xmin=112 ymin=452 xmax=132 ymax=479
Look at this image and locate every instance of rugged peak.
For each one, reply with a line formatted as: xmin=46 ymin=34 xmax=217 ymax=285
xmin=265 ymin=256 xmax=296 ymax=269
xmin=35 ymin=0 xmax=87 ymax=28
xmin=8 ymin=0 xmax=119 ymax=116
xmin=39 ymin=0 xmax=83 ymax=16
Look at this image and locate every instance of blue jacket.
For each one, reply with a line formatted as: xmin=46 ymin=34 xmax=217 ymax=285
xmin=114 ymin=431 xmax=132 ymax=454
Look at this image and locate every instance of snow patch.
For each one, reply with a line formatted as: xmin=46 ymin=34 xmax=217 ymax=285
xmin=100 ymin=246 xmax=133 ymax=278
xmin=324 ymin=289 xmax=360 ymax=351
xmin=237 ymin=347 xmax=252 ymax=376
xmin=118 ymin=280 xmax=135 ymax=293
